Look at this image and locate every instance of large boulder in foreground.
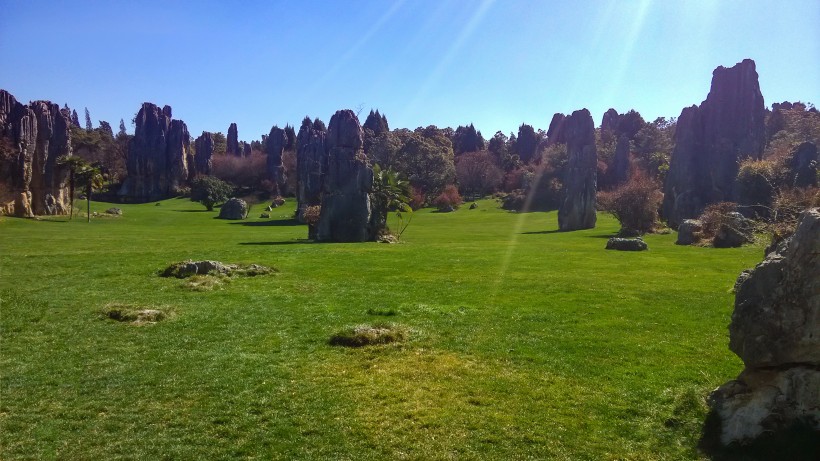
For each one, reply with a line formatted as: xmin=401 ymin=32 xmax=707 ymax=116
xmin=663 ymin=59 xmax=766 ymax=228
xmin=316 ymin=110 xmax=373 ymax=242
xmin=218 ymin=197 xmax=248 ymax=220
xmin=558 ymin=108 xmax=597 ymax=231
xmin=708 ymin=208 xmax=819 ymax=446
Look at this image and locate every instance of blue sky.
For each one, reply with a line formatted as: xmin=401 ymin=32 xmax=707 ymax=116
xmin=1 ymin=0 xmax=818 ymax=141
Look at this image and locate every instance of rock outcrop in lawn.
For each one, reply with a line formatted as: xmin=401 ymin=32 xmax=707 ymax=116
xmin=707 ymin=207 xmax=819 ymax=446
xmin=118 ymin=103 xmax=190 ymax=202
xmin=161 ymin=260 xmax=275 ymax=278
xmin=558 ymin=108 xmax=597 ymax=231
xmin=316 ymin=110 xmax=374 ymax=242
xmin=296 ymin=118 xmax=327 ymax=223
xmin=218 ymin=197 xmax=248 ymax=220
xmin=605 ymin=237 xmax=647 ymax=251
xmin=663 ymin=59 xmax=766 ymax=228
xmin=0 ymin=89 xmax=72 ymax=216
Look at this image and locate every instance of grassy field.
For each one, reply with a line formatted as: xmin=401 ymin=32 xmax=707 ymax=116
xmin=0 ymin=198 xmax=763 ymax=460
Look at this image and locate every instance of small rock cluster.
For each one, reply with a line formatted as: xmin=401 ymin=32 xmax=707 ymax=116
xmin=160 ymin=260 xmax=274 ymax=278
xmin=605 ymin=237 xmax=648 ymax=251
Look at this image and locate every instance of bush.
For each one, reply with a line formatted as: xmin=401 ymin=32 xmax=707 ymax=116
xmin=409 ymin=186 xmax=425 ymax=210
xmin=697 ymin=202 xmax=741 ymax=241
xmin=736 ymin=158 xmax=778 ymax=216
xmin=597 ymin=172 xmax=663 ymax=234
xmin=770 ymin=186 xmax=820 ymax=239
xmin=212 ymin=150 xmax=267 ymax=190
xmin=190 ymin=176 xmax=234 ymax=211
xmin=433 ymin=184 xmax=463 ymax=211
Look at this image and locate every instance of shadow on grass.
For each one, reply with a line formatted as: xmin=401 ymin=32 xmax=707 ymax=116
xmin=521 ymin=229 xmax=561 ymax=235
xmin=229 ymin=219 xmax=302 ymax=227
xmin=698 ymin=411 xmax=820 ymax=461
xmin=172 ymin=209 xmax=212 ymax=213
xmin=587 ymin=233 xmax=618 ymax=239
xmin=239 ymin=239 xmax=313 ymax=246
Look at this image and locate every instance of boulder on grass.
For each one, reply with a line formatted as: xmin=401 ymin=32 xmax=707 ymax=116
xmin=218 ymin=198 xmax=248 ymax=220
xmin=105 ymin=207 xmax=123 ymax=215
xmin=707 ymin=208 xmax=820 ymax=446
xmin=605 ymin=237 xmax=648 ymax=251
xmin=676 ymin=219 xmax=702 ymax=245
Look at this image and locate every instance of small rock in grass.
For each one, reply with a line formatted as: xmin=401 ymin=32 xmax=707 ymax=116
xmin=605 ymin=237 xmax=648 ymax=251
xmin=105 ymin=207 xmax=123 ymax=215
xmin=329 ymin=323 xmax=408 ymax=347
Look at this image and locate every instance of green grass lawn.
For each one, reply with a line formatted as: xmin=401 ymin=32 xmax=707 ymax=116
xmin=0 ymin=198 xmax=763 ymax=460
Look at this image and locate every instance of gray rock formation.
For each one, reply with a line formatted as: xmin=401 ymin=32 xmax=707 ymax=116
xmin=601 ymin=108 xmax=620 ymax=134
xmin=788 ymin=141 xmax=817 ymax=188
xmin=0 ymin=89 xmax=72 ymax=216
xmin=193 ymin=131 xmax=214 ymax=176
xmin=612 ymin=134 xmax=630 ymax=186
xmin=118 ymin=103 xmax=190 ymax=202
xmin=242 ymin=141 xmax=251 ymax=157
xmin=712 ymin=212 xmax=754 ymax=248
xmin=218 ymin=197 xmax=248 ymax=220
xmin=605 ymin=237 xmax=647 ymax=251
xmin=295 ymin=117 xmax=327 ymax=223
xmin=316 ymin=110 xmax=374 ymax=242
xmin=227 ymin=123 xmax=239 ymax=156
xmin=558 ymin=108 xmax=597 ymax=231
xmin=708 ymin=208 xmax=819 ymax=446
xmin=663 ymin=59 xmax=766 ymax=228
xmin=547 ymin=113 xmax=566 ymax=145
xmin=266 ymin=125 xmax=287 ymax=196
xmin=675 ymin=219 xmax=702 ymax=245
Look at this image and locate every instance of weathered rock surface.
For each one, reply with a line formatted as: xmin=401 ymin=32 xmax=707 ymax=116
xmin=227 ymin=123 xmax=239 ymax=156
xmin=601 ymin=108 xmax=620 ymax=134
xmin=605 ymin=237 xmax=647 ymax=251
xmin=558 ymin=108 xmax=597 ymax=231
xmin=266 ymin=125 xmax=287 ymax=195
xmin=161 ymin=259 xmax=274 ymax=278
xmin=0 ymin=89 xmax=72 ymax=216
xmin=316 ymin=110 xmax=373 ymax=242
xmin=676 ymin=219 xmax=703 ymax=245
xmin=105 ymin=207 xmax=122 ymax=215
xmin=712 ymin=212 xmax=754 ymax=248
xmin=193 ymin=131 xmax=214 ymax=176
xmin=218 ymin=197 xmax=248 ymax=220
xmin=663 ymin=59 xmax=766 ymax=228
xmin=118 ymin=103 xmax=190 ymax=202
xmin=708 ymin=208 xmax=820 ymax=446
xmin=296 ymin=117 xmax=327 ymax=223
xmin=789 ymin=141 xmax=817 ymax=188
xmin=546 ymin=113 xmax=566 ymax=145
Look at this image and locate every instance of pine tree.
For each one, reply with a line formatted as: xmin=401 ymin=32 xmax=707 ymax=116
xmin=118 ymin=119 xmax=127 ymax=137
xmin=84 ymin=108 xmax=92 ymax=131
xmin=71 ymin=109 xmax=80 ymax=127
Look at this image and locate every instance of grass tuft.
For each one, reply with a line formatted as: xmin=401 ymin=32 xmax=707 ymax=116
xmin=366 ymin=308 xmax=398 ymax=316
xmin=181 ymin=274 xmax=227 ymax=291
xmin=329 ymin=323 xmax=408 ymax=347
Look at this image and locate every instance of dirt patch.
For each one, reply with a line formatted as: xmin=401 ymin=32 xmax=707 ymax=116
xmin=102 ymin=304 xmax=169 ymax=325
xmin=329 ymin=323 xmax=409 ymax=347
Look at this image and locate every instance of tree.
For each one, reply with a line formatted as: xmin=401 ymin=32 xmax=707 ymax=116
xmin=84 ymin=108 xmax=92 ymax=131
xmin=488 ymin=131 xmax=508 ymax=162
xmin=456 ymin=151 xmax=503 ymax=197
xmin=516 ymin=123 xmax=539 ymax=163
xmin=57 ymin=156 xmax=103 ymax=222
xmin=452 ymin=123 xmax=485 ymax=155
xmin=212 ymin=132 xmax=227 ymax=155
xmin=190 ymin=176 xmax=233 ymax=211
xmin=370 ymin=164 xmax=413 ymax=239
xmin=118 ymin=119 xmax=127 ymax=137
xmin=394 ymin=130 xmax=456 ymax=199
xmin=71 ymin=109 xmax=80 ymax=127
xmin=597 ymin=171 xmax=663 ymax=234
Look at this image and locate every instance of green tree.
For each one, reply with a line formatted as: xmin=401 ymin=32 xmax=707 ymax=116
xmin=190 ymin=176 xmax=233 ymax=211
xmin=370 ymin=164 xmax=413 ymax=239
xmin=58 ymin=156 xmax=103 ymax=222
xmin=84 ymin=107 xmax=92 ymax=131
xmin=394 ymin=130 xmax=456 ymax=200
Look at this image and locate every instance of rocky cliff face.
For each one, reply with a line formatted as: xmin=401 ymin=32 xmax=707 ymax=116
xmin=789 ymin=142 xmax=817 ymax=188
xmin=708 ymin=208 xmax=819 ymax=446
xmin=296 ymin=118 xmax=327 ymax=223
xmin=316 ymin=110 xmax=373 ymax=242
xmin=0 ymin=89 xmax=71 ymax=216
xmin=266 ymin=126 xmax=287 ymax=196
xmin=612 ymin=134 xmax=630 ymax=186
xmin=193 ymin=131 xmax=214 ymax=177
xmin=118 ymin=103 xmax=189 ymax=202
xmin=601 ymin=108 xmax=620 ymax=134
xmin=663 ymin=59 xmax=766 ymax=228
xmin=547 ymin=113 xmax=566 ymax=145
xmin=227 ymin=123 xmax=239 ymax=156
xmin=558 ymin=109 xmax=597 ymax=231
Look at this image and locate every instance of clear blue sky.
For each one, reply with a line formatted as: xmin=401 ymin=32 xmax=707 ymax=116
xmin=1 ymin=0 xmax=818 ymax=141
